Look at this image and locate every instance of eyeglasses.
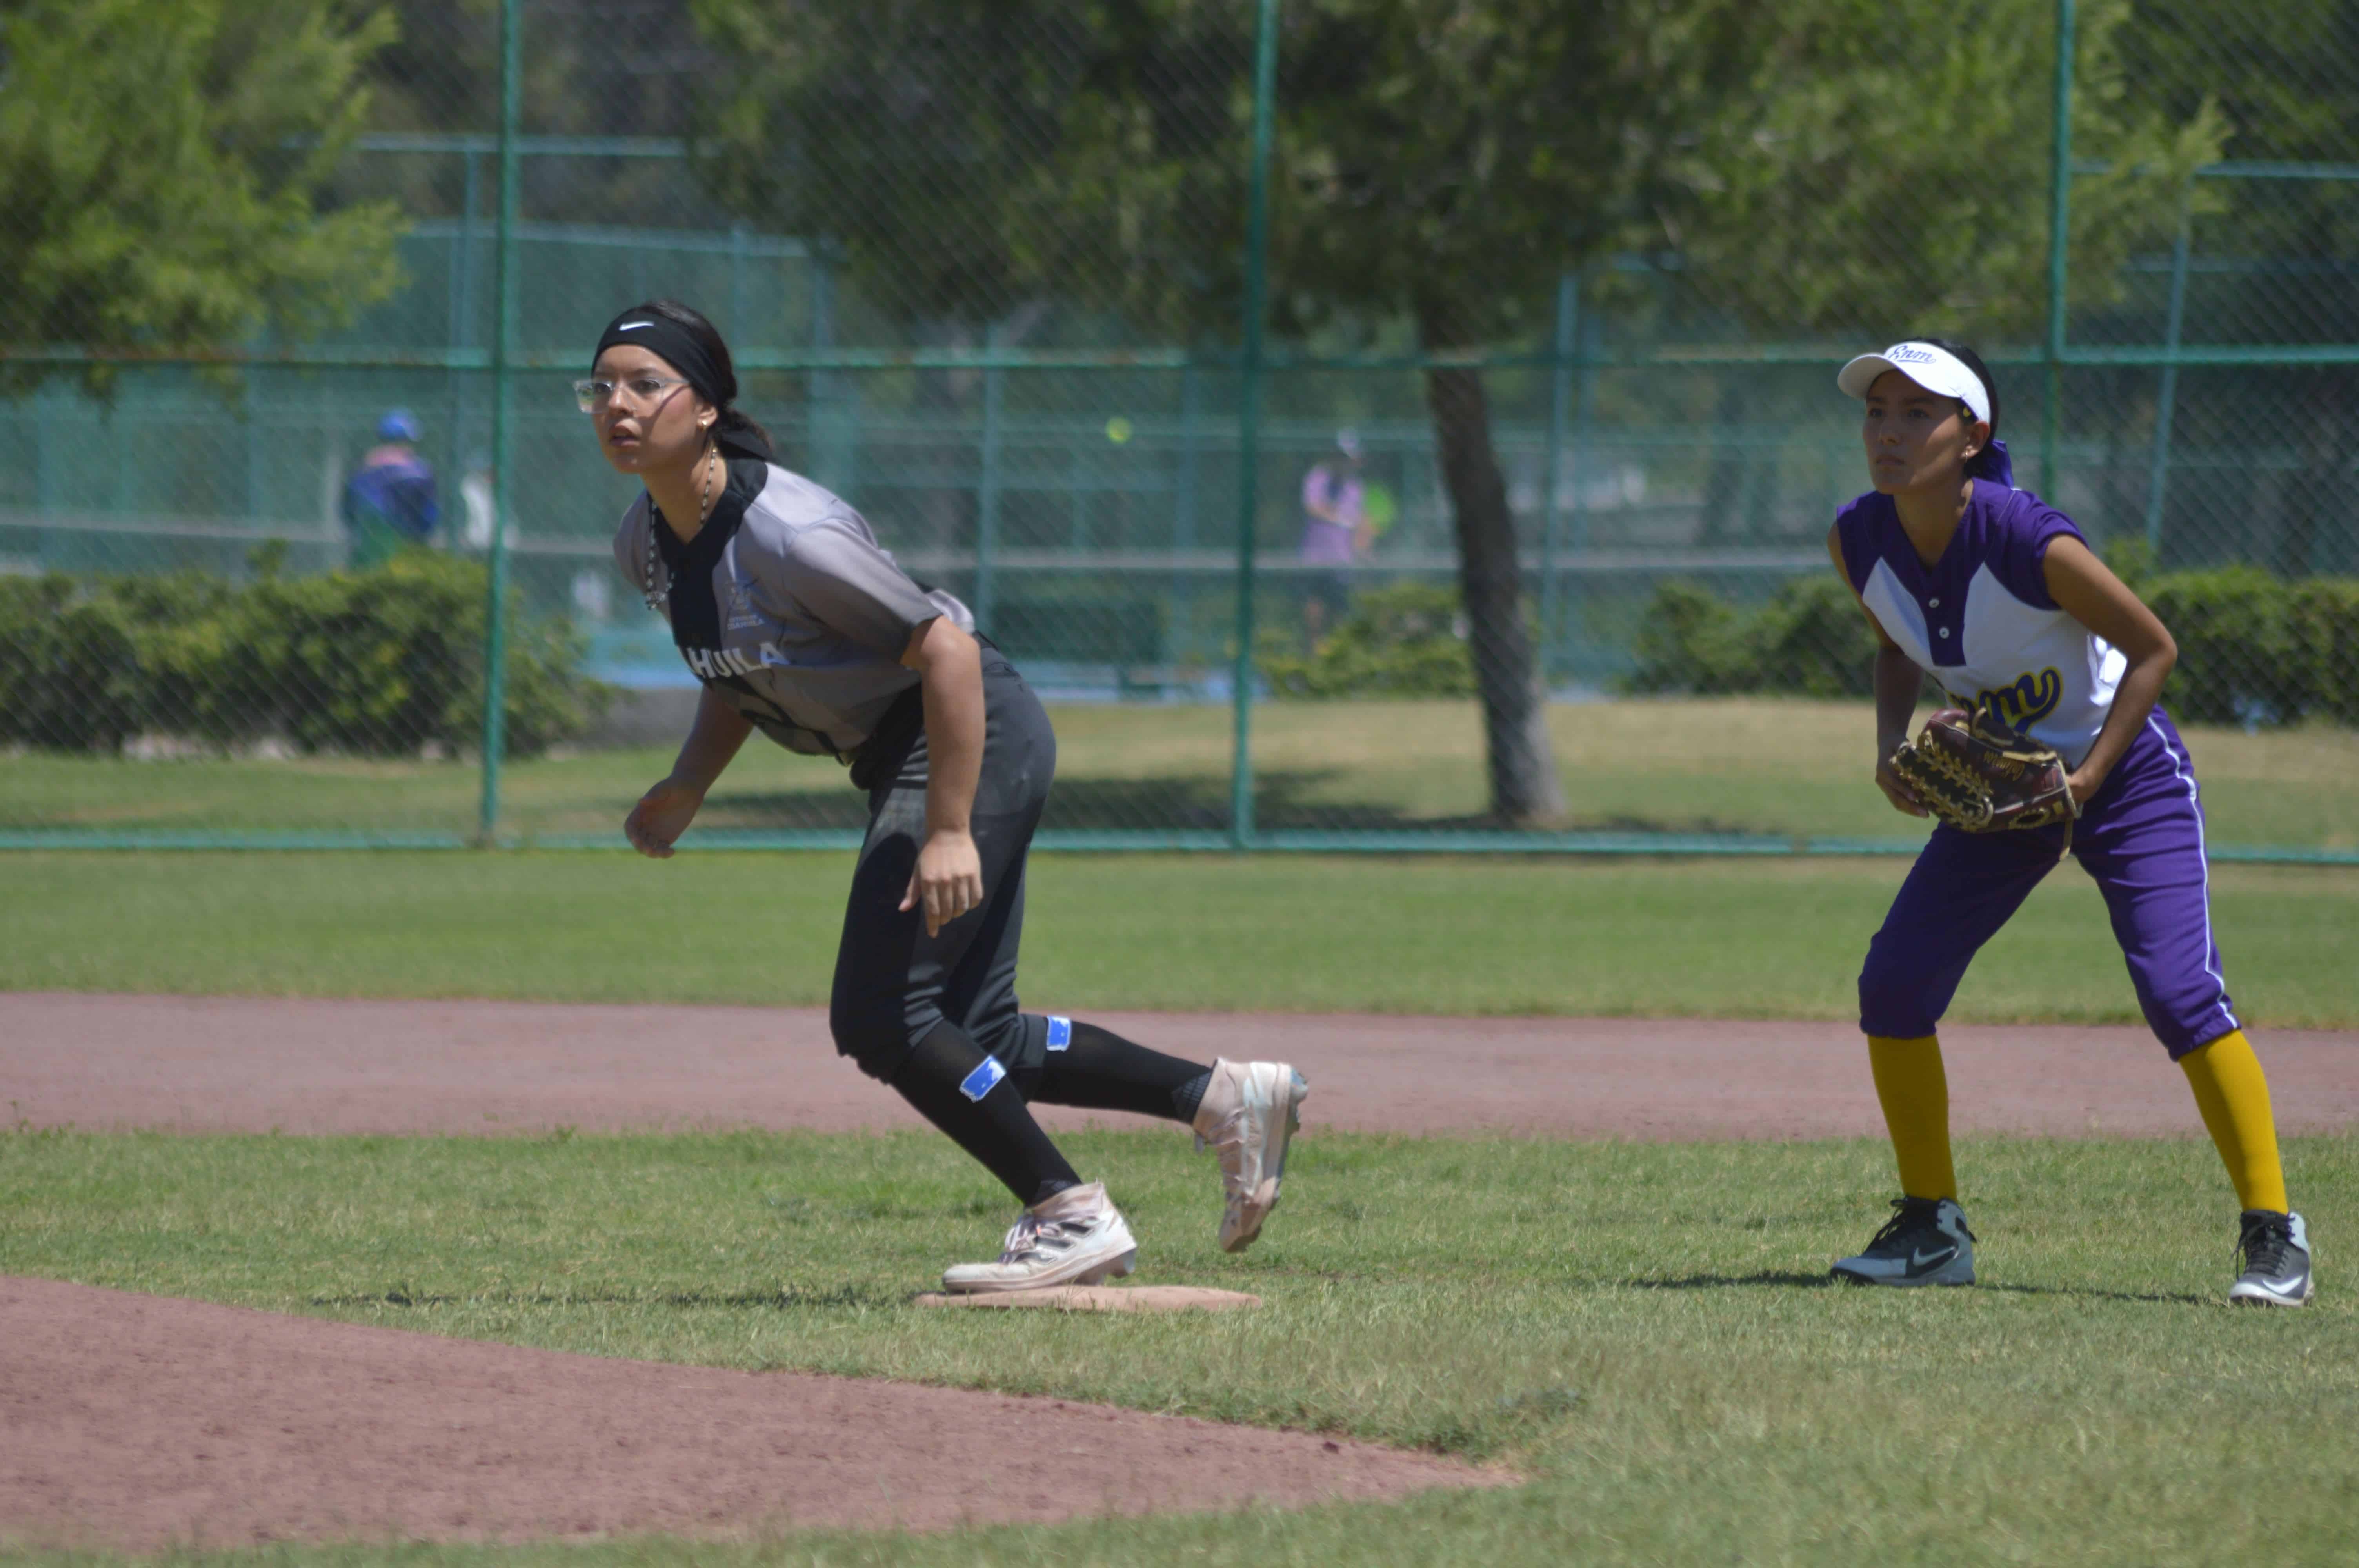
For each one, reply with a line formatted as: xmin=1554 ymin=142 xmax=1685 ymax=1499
xmin=574 ymin=376 xmax=690 ymax=414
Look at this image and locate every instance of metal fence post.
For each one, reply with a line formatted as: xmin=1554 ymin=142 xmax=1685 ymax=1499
xmin=1538 ymin=271 xmax=1577 ymax=675
xmin=476 ymin=0 xmax=522 ymax=844
xmin=1176 ymin=357 xmax=1201 ymax=666
xmin=807 ymin=242 xmax=834 ymax=485
xmin=975 ymin=326 xmax=1004 ymax=632
xmin=1565 ymin=290 xmax=1598 ymax=678
xmin=2041 ymin=0 xmax=2077 ymax=499
xmin=2144 ymin=181 xmax=2195 ymax=555
xmin=1228 ymin=0 xmax=1279 ymax=851
xmin=728 ymin=222 xmax=749 ymax=337
xmin=445 ymin=149 xmax=480 ymax=528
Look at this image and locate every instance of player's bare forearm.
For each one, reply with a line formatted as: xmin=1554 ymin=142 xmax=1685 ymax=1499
xmin=2041 ymin=536 xmax=2177 ymax=799
xmin=669 ymin=686 xmax=754 ymax=791
xmin=1874 ymin=645 xmax=1925 ymax=758
xmin=904 ymin=617 xmax=984 ymax=838
xmin=896 ymin=617 xmax=986 ymax=933
xmin=2074 ymin=650 xmax=2173 ymax=799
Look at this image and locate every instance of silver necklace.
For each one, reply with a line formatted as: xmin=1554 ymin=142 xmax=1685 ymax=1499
xmin=641 ymin=441 xmax=720 ymax=612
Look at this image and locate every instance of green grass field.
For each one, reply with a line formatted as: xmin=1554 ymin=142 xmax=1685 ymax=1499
xmin=5 ymin=850 xmax=2356 ymax=1027
xmin=6 ymin=1127 xmax=2357 ymax=1564
xmin=7 ymin=698 xmax=2357 ymax=846
xmin=8 ymin=761 xmax=2357 ymax=1560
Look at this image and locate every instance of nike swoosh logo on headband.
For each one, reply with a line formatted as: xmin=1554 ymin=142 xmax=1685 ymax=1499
xmin=616 ymin=321 xmax=652 ymax=331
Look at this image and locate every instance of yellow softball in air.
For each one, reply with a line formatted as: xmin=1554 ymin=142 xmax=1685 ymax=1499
xmin=1105 ymin=416 xmax=1134 ymax=445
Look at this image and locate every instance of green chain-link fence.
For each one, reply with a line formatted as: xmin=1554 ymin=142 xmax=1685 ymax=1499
xmin=3 ymin=0 xmax=2354 ymax=857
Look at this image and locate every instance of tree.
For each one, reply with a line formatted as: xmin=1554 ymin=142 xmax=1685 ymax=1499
xmin=1663 ymin=0 xmax=2222 ymax=340
xmin=693 ymin=0 xmax=1649 ymax=820
xmin=0 ymin=0 xmax=406 ymax=385
xmin=685 ymin=0 xmax=2221 ymax=824
xmin=2117 ymin=0 xmax=2359 ymax=575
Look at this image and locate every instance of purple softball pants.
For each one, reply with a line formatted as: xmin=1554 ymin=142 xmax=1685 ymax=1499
xmin=1858 ymin=708 xmax=2242 ymax=1059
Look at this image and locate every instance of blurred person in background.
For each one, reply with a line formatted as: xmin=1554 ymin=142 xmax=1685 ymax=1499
xmin=461 ymin=448 xmax=496 ymax=552
xmin=1298 ymin=430 xmax=1371 ymax=649
xmin=340 ymin=409 xmax=440 ymax=568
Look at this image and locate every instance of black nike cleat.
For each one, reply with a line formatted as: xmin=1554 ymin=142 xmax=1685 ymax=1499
xmin=1832 ymin=1196 xmax=1977 ymax=1287
xmin=2229 ymin=1209 xmax=2313 ymax=1307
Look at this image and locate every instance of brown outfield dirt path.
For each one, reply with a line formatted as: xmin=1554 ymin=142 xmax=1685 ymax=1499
xmin=0 ymin=1276 xmax=1500 ymax=1552
xmin=5 ymin=992 xmax=2357 ymax=1139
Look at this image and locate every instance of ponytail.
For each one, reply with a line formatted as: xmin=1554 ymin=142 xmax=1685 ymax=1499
xmin=714 ymin=405 xmax=773 ymax=461
xmin=1919 ymin=337 xmax=2011 ymax=488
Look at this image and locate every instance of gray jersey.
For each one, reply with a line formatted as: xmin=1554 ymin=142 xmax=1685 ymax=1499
xmin=612 ymin=460 xmax=974 ymax=762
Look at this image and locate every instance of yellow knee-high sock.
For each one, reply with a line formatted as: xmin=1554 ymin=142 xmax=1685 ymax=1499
xmin=2180 ymin=1031 xmax=2289 ymax=1214
xmin=1868 ymin=1034 xmax=1957 ymax=1201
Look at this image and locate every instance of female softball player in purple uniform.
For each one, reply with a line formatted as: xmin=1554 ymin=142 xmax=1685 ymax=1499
xmin=1824 ymin=338 xmax=2311 ymax=1305
xmin=583 ymin=299 xmax=1308 ymax=1293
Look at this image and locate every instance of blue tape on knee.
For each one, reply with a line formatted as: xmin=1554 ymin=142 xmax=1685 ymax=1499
xmin=958 ymin=1055 xmax=1007 ymax=1102
xmin=1046 ymin=1016 xmax=1072 ymax=1051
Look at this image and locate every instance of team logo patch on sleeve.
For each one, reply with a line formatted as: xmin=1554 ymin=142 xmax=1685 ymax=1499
xmin=1046 ymin=1016 xmax=1072 ymax=1051
xmin=958 ymin=1055 xmax=1007 ymax=1102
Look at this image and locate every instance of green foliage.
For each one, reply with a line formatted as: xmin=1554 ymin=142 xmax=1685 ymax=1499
xmin=1675 ymin=0 xmax=2224 ymax=338
xmin=0 ymin=0 xmax=406 ymax=384
xmin=1261 ymin=582 xmax=1476 ymax=699
xmin=2292 ymin=579 xmax=2359 ymax=728
xmin=689 ymin=0 xmax=2219 ymax=349
xmin=0 ymin=555 xmax=610 ymax=757
xmin=1624 ymin=577 xmax=1879 ymax=699
xmin=2142 ymin=567 xmax=2359 ymax=729
xmin=1630 ymin=568 xmax=2359 ymax=730
xmin=2143 ymin=566 xmax=2302 ymax=726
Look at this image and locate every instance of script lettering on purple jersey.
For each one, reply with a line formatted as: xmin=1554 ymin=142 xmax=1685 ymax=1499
xmin=1837 ymin=482 xmax=2124 ymax=767
xmin=1965 ymin=667 xmax=2066 ymax=732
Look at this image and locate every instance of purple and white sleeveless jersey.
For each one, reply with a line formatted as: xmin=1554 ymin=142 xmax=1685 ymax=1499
xmin=1841 ymin=479 xmax=2243 ymax=1056
xmin=1835 ymin=479 xmax=2126 ymax=766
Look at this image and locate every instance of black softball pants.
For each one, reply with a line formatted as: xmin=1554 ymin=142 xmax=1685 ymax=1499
xmin=827 ymin=650 xmax=1209 ymax=1205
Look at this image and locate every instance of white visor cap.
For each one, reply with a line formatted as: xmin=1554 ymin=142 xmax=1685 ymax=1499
xmin=1837 ymin=341 xmax=1990 ymax=426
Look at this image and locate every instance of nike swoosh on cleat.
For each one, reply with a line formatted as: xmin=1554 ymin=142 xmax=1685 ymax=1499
xmin=1909 ymin=1246 xmax=1957 ymax=1270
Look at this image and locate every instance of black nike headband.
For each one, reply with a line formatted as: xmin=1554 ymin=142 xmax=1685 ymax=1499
xmin=592 ymin=309 xmax=729 ymax=403
xmin=591 ymin=307 xmax=772 ymax=459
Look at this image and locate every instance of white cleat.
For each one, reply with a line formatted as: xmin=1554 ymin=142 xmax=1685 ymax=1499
xmin=940 ymin=1181 xmax=1138 ymax=1295
xmin=1192 ymin=1058 xmax=1310 ymax=1253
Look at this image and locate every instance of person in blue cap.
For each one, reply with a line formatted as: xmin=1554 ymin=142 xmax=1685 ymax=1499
xmin=341 ymin=408 xmax=442 ymax=568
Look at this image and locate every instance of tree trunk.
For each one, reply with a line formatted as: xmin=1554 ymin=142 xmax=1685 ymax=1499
xmin=1418 ymin=307 xmax=1566 ymax=825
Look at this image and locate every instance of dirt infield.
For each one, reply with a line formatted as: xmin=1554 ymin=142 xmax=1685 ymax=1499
xmin=0 ymin=1276 xmax=1498 ymax=1552
xmin=6 ymin=992 xmax=2354 ymax=1553
xmin=7 ymin=992 xmax=2358 ymax=1140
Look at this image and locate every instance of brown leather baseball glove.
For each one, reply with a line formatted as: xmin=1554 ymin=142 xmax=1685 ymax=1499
xmin=1888 ymin=708 xmax=2080 ymax=835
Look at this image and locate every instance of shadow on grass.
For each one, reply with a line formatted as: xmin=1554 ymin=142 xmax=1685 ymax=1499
xmin=703 ymin=770 xmax=1767 ymax=835
xmin=311 ymin=1285 xmax=892 ymax=1310
xmin=1623 ymin=1271 xmax=1834 ymax=1291
xmin=1621 ymin=1272 xmax=2211 ymax=1306
xmin=1976 ymin=1282 xmax=2213 ymax=1307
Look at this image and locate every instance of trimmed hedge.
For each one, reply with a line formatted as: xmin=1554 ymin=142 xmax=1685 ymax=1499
xmin=1261 ymin=581 xmax=1477 ymax=699
xmin=1623 ymin=577 xmax=1877 ymax=700
xmin=1625 ymin=566 xmax=2359 ymax=727
xmin=0 ymin=552 xmax=612 ymax=757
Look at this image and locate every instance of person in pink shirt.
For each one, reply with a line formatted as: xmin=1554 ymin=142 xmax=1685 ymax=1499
xmin=1298 ymin=430 xmax=1371 ymax=646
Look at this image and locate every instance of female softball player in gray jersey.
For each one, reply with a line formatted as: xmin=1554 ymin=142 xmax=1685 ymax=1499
xmin=586 ymin=300 xmax=1308 ymax=1293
